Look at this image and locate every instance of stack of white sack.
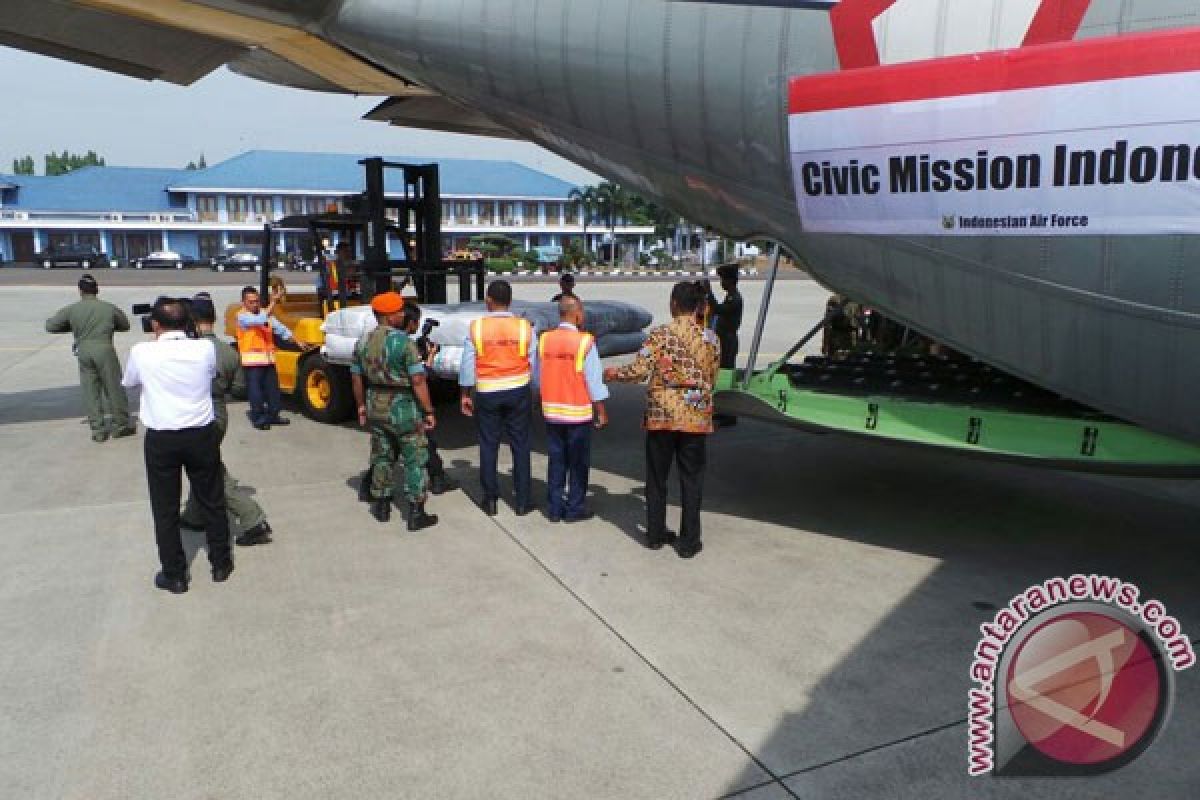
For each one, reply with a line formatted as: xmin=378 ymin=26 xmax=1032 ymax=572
xmin=321 ymin=300 xmax=652 ymax=380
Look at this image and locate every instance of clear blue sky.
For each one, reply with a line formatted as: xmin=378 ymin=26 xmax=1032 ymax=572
xmin=0 ymin=48 xmax=598 ymax=184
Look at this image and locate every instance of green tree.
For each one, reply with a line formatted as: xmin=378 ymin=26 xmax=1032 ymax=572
xmin=567 ymin=185 xmax=601 ymax=258
xmin=186 ymin=153 xmax=208 ymax=170
xmin=596 ymin=182 xmax=635 ymax=268
xmin=45 ymin=150 xmax=105 ymax=176
xmin=11 ymin=155 xmax=35 ymax=175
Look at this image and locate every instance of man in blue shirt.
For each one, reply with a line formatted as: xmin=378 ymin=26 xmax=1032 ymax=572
xmin=458 ymin=281 xmax=538 ymax=516
xmin=235 ymin=285 xmax=309 ymax=430
xmin=534 ymin=296 xmax=609 ymax=522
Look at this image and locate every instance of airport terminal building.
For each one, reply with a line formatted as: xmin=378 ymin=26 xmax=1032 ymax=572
xmin=0 ymin=150 xmax=653 ymax=264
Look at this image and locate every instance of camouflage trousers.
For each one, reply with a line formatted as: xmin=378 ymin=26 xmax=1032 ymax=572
xmin=369 ymin=420 xmax=429 ymax=503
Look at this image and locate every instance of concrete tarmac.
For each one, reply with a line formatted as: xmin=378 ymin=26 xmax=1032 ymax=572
xmin=1 ymin=275 xmax=1197 ymax=799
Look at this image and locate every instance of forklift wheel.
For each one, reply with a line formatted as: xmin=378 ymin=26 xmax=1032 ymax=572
xmin=296 ymin=354 xmax=353 ymax=423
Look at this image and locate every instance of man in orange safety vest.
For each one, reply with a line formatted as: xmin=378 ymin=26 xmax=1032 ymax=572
xmin=458 ymin=280 xmax=536 ymax=516
xmin=534 ymin=295 xmax=609 ymax=522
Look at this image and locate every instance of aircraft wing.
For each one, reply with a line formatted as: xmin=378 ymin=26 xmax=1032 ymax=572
xmin=363 ymin=96 xmax=521 ymax=141
xmin=0 ymin=0 xmax=242 ymax=84
xmin=0 ymin=0 xmax=419 ymax=96
xmin=1 ymin=0 xmax=502 ymax=137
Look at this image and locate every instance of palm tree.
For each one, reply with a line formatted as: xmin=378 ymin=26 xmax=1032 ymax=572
xmin=567 ymin=186 xmax=601 ymax=261
xmin=596 ymin=181 xmax=632 ymax=268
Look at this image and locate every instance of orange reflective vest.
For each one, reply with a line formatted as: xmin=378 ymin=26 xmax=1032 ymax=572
xmin=471 ymin=315 xmax=532 ymax=392
xmin=236 ymin=320 xmax=276 ymax=367
xmin=538 ymin=327 xmax=595 ymax=423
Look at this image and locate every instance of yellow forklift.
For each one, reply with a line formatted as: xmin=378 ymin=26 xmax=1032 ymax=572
xmin=224 ymin=157 xmax=485 ymax=423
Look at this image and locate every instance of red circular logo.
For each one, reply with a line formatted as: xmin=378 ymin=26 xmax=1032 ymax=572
xmin=1005 ymin=611 xmax=1164 ymax=767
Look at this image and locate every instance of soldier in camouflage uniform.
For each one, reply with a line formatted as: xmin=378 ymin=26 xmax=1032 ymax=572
xmin=822 ymin=293 xmax=856 ymax=357
xmin=351 ymin=292 xmax=439 ymax=531
xmin=45 ymin=275 xmax=134 ymax=442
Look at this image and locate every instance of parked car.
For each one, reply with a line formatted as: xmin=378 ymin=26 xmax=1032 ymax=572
xmin=283 ymin=252 xmax=316 ymax=272
xmin=132 ymin=250 xmax=196 ymax=270
xmin=35 ymin=244 xmax=111 ymax=269
xmin=211 ymin=248 xmax=261 ymax=272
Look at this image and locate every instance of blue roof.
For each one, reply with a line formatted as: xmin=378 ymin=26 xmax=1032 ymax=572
xmin=6 ymin=166 xmax=187 ymax=212
xmin=166 ymin=150 xmax=575 ymax=198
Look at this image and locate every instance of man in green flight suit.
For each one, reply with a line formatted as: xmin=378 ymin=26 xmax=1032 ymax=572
xmin=45 ymin=275 xmax=134 ymax=442
xmin=179 ymin=294 xmax=274 ymax=547
xmin=351 ymin=291 xmax=439 ymax=531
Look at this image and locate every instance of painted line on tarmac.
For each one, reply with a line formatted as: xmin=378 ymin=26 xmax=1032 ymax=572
xmin=771 ymin=717 xmax=966 ymax=783
xmin=482 ymin=511 xmax=802 ymax=800
xmin=0 ymin=498 xmax=144 ymax=520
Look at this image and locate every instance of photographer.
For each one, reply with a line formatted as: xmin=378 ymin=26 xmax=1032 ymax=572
xmin=179 ymin=295 xmax=274 ymax=548
xmin=405 ymin=305 xmax=458 ymax=494
xmin=122 ymin=298 xmax=233 ymax=594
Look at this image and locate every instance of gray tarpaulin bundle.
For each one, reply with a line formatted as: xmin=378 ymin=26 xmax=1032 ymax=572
xmin=323 ymin=300 xmax=651 ymax=379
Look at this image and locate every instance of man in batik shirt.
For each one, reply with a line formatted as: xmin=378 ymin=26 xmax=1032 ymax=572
xmin=605 ymin=281 xmax=719 ymax=558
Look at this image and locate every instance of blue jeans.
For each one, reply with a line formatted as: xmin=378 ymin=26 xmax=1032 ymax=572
xmin=475 ymin=386 xmax=532 ymax=507
xmin=245 ymin=365 xmax=281 ymax=425
xmin=545 ymin=422 xmax=592 ymax=518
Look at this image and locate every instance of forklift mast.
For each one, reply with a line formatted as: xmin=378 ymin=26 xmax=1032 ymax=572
xmin=259 ymin=157 xmax=485 ymax=306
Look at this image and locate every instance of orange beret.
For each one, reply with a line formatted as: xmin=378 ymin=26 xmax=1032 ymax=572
xmin=370 ymin=291 xmax=404 ymax=314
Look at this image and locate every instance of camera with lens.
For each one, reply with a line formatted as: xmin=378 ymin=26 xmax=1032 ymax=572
xmin=415 ymin=317 xmax=439 ymax=360
xmin=132 ymin=296 xmax=198 ymax=337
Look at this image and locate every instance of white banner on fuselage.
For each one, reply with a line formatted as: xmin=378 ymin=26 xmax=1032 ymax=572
xmin=789 ymin=36 xmax=1200 ymax=235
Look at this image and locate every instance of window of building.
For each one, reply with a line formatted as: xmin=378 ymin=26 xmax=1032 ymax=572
xmin=523 ymin=202 xmax=540 ymax=225
xmin=76 ymin=233 xmax=100 ymax=249
xmin=544 ymin=202 xmax=562 ymax=226
xmin=196 ymin=195 xmax=219 ymax=222
xmin=441 ymin=202 xmax=453 ymax=223
xmin=477 ymin=201 xmax=495 ymax=225
xmin=227 ymin=195 xmax=249 ymax=222
xmin=499 ymin=202 xmax=518 ymax=226
xmin=454 ymin=201 xmax=471 ymax=224
xmin=198 ymin=233 xmax=221 ymax=260
xmin=251 ymin=195 xmax=274 ymax=220
xmin=227 ymin=232 xmax=263 ymax=248
xmin=48 ymin=232 xmax=74 ymax=249
xmin=285 ymin=196 xmax=304 ymax=216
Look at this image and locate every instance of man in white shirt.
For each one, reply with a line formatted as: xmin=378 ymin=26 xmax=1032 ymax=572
xmin=122 ymin=298 xmax=233 ymax=594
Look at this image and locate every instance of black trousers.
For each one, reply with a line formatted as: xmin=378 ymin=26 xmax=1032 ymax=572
xmin=645 ymin=430 xmax=707 ymax=549
xmin=144 ymin=423 xmax=231 ymax=580
xmin=427 ymin=434 xmax=445 ymax=477
xmin=475 ymin=386 xmax=532 ymax=507
xmin=717 ymin=331 xmax=738 ymax=370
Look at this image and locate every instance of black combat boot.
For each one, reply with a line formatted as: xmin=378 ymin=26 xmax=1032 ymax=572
xmin=428 ymin=471 xmax=459 ymax=495
xmin=357 ymin=471 xmax=372 ymax=503
xmin=370 ymin=497 xmax=391 ymax=523
xmin=235 ymin=521 xmax=273 ymax=547
xmin=407 ymin=501 xmax=438 ymax=532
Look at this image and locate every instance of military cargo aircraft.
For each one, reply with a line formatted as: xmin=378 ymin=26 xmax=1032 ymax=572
xmin=7 ymin=0 xmax=1200 ymax=472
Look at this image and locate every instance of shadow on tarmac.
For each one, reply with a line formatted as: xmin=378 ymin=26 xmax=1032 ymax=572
xmin=421 ymin=383 xmax=1200 ymax=798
